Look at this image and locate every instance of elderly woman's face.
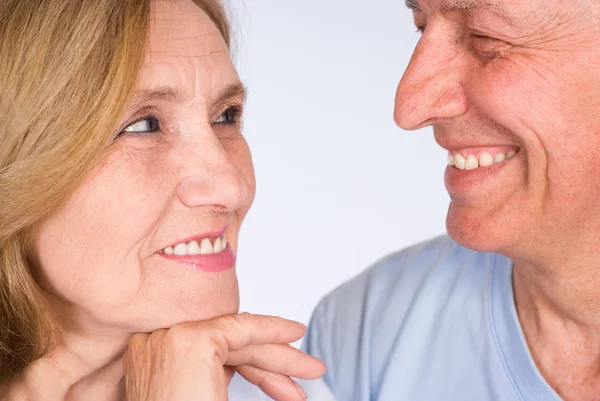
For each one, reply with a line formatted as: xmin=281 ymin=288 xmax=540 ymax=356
xmin=396 ymin=0 xmax=600 ymax=256
xmin=32 ymin=0 xmax=255 ymax=332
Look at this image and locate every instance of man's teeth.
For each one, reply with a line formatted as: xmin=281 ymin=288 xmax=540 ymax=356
xmin=448 ymin=151 xmax=517 ymax=170
xmin=479 ymin=153 xmax=494 ymax=167
xmin=162 ymin=235 xmax=228 ymax=256
xmin=465 ymin=155 xmax=478 ymax=170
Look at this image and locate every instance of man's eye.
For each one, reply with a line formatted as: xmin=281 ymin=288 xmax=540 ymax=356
xmin=471 ymin=33 xmax=492 ymax=41
xmin=416 ymin=24 xmax=427 ymax=34
xmin=470 ymin=33 xmax=506 ymax=45
xmin=121 ymin=117 xmax=160 ymax=134
xmin=215 ymin=106 xmax=241 ymax=125
xmin=469 ymin=34 xmax=507 ymax=57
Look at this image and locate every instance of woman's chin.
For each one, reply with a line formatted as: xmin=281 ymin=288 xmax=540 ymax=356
xmin=157 ymin=291 xmax=240 ymax=329
xmin=112 ymin=277 xmax=240 ymax=333
xmin=132 ymin=259 xmax=240 ymax=323
xmin=129 ymin=301 xmax=239 ymax=333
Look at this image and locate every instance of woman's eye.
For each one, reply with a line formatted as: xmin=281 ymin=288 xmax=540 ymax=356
xmin=215 ymin=107 xmax=240 ymax=125
xmin=121 ymin=117 xmax=160 ymax=134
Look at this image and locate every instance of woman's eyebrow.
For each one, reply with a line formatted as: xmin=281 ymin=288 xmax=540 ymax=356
xmin=129 ymin=83 xmax=247 ymax=107
xmin=213 ymin=83 xmax=248 ymax=105
xmin=130 ymin=87 xmax=183 ymax=104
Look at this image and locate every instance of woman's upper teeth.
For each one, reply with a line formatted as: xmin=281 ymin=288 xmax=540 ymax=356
xmin=448 ymin=150 xmax=517 ymax=170
xmin=162 ymin=235 xmax=227 ymax=256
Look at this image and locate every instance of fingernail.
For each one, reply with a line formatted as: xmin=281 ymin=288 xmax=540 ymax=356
xmin=294 ymin=380 xmax=307 ymax=400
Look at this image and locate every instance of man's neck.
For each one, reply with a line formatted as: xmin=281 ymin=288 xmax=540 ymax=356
xmin=513 ymin=255 xmax=600 ymax=400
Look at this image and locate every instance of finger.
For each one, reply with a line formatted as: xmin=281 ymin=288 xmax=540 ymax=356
xmin=210 ymin=313 xmax=307 ymax=350
xmin=227 ymin=344 xmax=326 ymax=380
xmin=236 ymin=364 xmax=307 ymax=401
xmin=123 ymin=332 xmax=152 ymax=375
xmin=224 ymin=365 xmax=236 ymax=385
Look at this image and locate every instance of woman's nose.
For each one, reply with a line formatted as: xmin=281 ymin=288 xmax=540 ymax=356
xmin=174 ymin=135 xmax=253 ymax=213
xmin=394 ymin=29 xmax=469 ymax=130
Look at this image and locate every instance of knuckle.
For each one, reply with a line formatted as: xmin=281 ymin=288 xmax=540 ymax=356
xmin=163 ymin=325 xmax=194 ymax=351
xmin=229 ymin=313 xmax=250 ymax=330
xmin=163 ymin=322 xmax=230 ymax=364
xmin=218 ymin=314 xmax=251 ymax=345
xmin=250 ymin=367 xmax=284 ymax=389
xmin=126 ymin=333 xmax=150 ymax=361
xmin=129 ymin=332 xmax=149 ymax=348
xmin=218 ymin=313 xmax=246 ymax=328
xmin=254 ymin=371 xmax=270 ymax=388
xmin=236 ymin=312 xmax=254 ymax=321
xmin=201 ymin=336 xmax=228 ymax=366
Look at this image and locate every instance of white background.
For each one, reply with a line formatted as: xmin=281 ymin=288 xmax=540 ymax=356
xmin=229 ymin=0 xmax=449 ymax=337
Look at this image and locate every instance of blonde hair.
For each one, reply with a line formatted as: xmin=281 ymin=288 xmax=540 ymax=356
xmin=0 ymin=0 xmax=231 ymax=388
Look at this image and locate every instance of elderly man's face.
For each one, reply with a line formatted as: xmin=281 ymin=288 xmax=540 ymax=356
xmin=395 ymin=0 xmax=600 ymax=259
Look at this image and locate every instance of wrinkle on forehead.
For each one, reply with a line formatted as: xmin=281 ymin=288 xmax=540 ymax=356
xmin=410 ymin=0 xmax=598 ymax=21
xmin=407 ymin=0 xmax=516 ymax=25
xmin=439 ymin=0 xmax=497 ymax=12
xmin=139 ymin=60 xmax=228 ymax=106
xmin=407 ymin=0 xmax=500 ymax=11
xmin=135 ymin=0 xmax=236 ymax=105
xmin=148 ymin=0 xmax=224 ymax=52
xmin=405 ymin=0 xmax=600 ymax=29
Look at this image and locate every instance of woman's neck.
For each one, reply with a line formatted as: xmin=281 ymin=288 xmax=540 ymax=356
xmin=62 ymin=331 xmax=129 ymax=401
xmin=12 ymin=328 xmax=130 ymax=401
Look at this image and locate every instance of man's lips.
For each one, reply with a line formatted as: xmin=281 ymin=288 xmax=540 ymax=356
xmin=446 ymin=146 xmax=520 ymax=170
xmin=443 ymin=144 xmax=523 ymax=199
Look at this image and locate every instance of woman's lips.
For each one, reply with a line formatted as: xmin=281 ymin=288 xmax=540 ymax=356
xmin=159 ymin=245 xmax=236 ymax=273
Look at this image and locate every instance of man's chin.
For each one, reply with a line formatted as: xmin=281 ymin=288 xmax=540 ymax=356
xmin=445 ymin=205 xmax=517 ymax=254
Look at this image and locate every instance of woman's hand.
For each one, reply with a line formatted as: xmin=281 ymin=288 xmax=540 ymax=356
xmin=123 ymin=313 xmax=326 ymax=401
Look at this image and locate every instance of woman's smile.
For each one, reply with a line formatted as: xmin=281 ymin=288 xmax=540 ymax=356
xmin=157 ymin=232 xmax=235 ymax=272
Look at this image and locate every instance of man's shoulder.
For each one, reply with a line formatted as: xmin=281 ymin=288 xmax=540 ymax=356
xmin=303 ymin=235 xmax=502 ymax=396
xmin=313 ymin=235 xmax=493 ymax=318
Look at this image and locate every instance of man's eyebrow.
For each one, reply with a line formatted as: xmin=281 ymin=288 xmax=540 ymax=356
xmin=128 ymin=82 xmax=247 ymax=106
xmin=405 ymin=0 xmax=514 ymax=25
xmin=405 ymin=0 xmax=420 ymax=11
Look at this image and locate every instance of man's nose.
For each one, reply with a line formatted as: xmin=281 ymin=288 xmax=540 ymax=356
xmin=175 ymin=135 xmax=252 ymax=214
xmin=394 ymin=29 xmax=469 ymax=130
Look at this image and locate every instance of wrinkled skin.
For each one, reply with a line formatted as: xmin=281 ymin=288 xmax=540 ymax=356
xmin=395 ymin=1 xmax=600 ymax=399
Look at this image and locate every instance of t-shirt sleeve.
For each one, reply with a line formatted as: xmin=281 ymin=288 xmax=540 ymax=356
xmin=301 ymin=236 xmax=461 ymax=400
xmin=303 ymin=298 xmax=333 ymax=380
xmin=302 ymin=273 xmax=372 ymax=400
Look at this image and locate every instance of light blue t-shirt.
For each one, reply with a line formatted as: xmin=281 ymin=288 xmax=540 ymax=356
xmin=302 ymin=236 xmax=563 ymax=401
